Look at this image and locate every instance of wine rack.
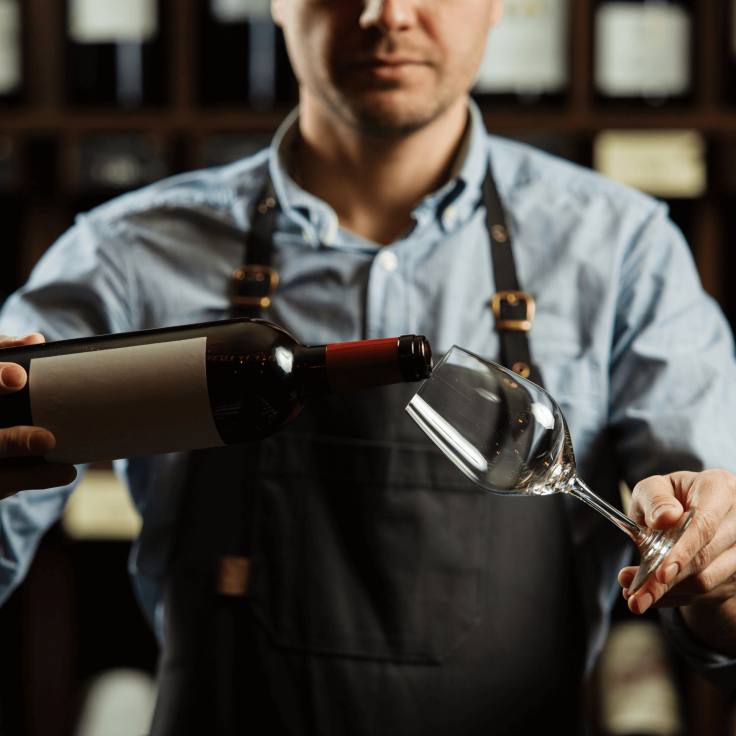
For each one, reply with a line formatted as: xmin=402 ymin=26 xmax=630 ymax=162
xmin=0 ymin=1 xmax=733 ymax=735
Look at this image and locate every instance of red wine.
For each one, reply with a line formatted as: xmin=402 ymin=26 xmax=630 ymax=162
xmin=0 ymin=318 xmax=432 ymax=465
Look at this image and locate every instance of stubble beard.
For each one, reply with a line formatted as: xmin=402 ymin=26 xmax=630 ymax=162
xmin=314 ymin=82 xmax=456 ymax=142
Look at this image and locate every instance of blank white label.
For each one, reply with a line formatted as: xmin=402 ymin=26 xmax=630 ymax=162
xmin=0 ymin=0 xmax=21 ymax=95
xmin=30 ymin=338 xmax=225 ymax=465
xmin=474 ymin=0 xmax=569 ymax=94
xmin=69 ymin=0 xmax=158 ymax=43
xmin=595 ymin=3 xmax=691 ymax=97
xmin=211 ymin=0 xmax=272 ymax=23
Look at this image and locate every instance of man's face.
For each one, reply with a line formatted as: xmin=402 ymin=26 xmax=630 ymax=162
xmin=272 ymin=0 xmax=504 ymax=136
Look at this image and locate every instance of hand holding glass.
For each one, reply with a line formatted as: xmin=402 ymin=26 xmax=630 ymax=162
xmin=406 ymin=346 xmax=694 ymax=594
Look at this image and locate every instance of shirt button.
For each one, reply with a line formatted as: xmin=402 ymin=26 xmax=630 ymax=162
xmin=377 ymin=250 xmax=398 ymax=272
xmin=443 ymin=205 xmax=457 ymax=227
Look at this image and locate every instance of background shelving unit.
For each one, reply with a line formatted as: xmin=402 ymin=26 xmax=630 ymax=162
xmin=0 ymin=1 xmax=733 ymax=735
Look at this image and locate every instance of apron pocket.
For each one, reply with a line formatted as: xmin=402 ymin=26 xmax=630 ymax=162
xmin=249 ymin=432 xmax=490 ymax=664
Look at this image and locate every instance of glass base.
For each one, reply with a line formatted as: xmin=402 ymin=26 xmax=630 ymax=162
xmin=629 ymin=507 xmax=696 ymax=595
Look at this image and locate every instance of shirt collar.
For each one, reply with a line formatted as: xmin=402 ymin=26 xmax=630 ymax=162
xmin=268 ymin=98 xmax=489 ymax=249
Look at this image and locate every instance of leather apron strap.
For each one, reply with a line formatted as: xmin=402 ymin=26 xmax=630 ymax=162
xmin=483 ymin=166 xmax=544 ymax=387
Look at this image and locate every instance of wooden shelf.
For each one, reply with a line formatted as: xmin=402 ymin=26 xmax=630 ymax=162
xmin=4 ymin=105 xmax=736 ymax=136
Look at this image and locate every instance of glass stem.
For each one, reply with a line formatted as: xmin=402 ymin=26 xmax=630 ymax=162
xmin=569 ymin=475 xmax=648 ymax=545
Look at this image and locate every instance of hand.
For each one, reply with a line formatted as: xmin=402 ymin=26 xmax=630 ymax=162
xmin=0 ymin=334 xmax=77 ymax=499
xmin=618 ymin=470 xmax=736 ymax=626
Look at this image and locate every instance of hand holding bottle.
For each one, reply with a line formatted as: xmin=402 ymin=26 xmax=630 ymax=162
xmin=0 ymin=333 xmax=77 ymax=499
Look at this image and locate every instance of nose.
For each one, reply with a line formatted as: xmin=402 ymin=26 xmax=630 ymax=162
xmin=359 ymin=0 xmax=417 ymax=30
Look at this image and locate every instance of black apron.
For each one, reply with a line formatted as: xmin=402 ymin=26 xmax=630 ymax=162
xmin=150 ymin=167 xmax=588 ymax=735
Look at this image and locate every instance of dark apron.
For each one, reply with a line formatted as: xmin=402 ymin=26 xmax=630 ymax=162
xmin=150 ymin=167 xmax=588 ymax=735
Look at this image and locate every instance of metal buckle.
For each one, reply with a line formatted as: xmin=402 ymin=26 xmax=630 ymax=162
xmin=491 ymin=290 xmax=535 ymax=332
xmin=232 ymin=265 xmax=279 ymax=309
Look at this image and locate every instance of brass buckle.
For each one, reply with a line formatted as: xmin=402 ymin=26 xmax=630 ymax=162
xmin=232 ymin=265 xmax=279 ymax=309
xmin=491 ymin=290 xmax=535 ymax=332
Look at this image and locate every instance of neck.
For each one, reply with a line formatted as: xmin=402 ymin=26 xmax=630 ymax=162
xmin=295 ymin=93 xmax=469 ymax=246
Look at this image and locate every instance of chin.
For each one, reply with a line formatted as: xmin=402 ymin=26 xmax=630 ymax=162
xmin=333 ymin=90 xmax=452 ymax=137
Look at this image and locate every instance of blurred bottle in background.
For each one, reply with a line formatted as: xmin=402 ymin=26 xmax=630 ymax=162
xmin=200 ymin=0 xmax=296 ymax=109
xmin=0 ymin=0 xmax=22 ymax=107
xmin=473 ymin=0 xmax=569 ymax=107
xmin=594 ymin=0 xmax=693 ymax=107
xmin=66 ymin=0 xmax=165 ymax=108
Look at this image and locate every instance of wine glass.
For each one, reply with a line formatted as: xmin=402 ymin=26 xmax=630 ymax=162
xmin=405 ymin=346 xmax=695 ymax=594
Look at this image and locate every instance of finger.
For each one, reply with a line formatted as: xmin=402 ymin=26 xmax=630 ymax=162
xmin=0 ymin=333 xmax=45 ymax=349
xmin=628 ymin=474 xmax=685 ymax=529
xmin=655 ymin=544 xmax=736 ymax=601
xmin=656 ymin=477 xmax=736 ymax=582
xmin=0 ymin=334 xmax=45 ymax=395
xmin=618 ymin=566 xmax=636 ymax=589
xmin=0 ymin=464 xmax=77 ymax=499
xmin=0 ymin=427 xmax=56 ymax=458
xmin=0 ymin=363 xmax=27 ymax=394
xmin=627 ymin=507 xmax=736 ymax=614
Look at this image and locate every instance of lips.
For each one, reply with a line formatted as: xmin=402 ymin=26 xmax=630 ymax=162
xmin=350 ymin=57 xmax=425 ymax=68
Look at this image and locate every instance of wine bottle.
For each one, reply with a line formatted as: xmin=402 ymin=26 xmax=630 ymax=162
xmin=594 ymin=0 xmax=693 ymax=106
xmin=0 ymin=0 xmax=22 ymax=107
xmin=200 ymin=0 xmax=296 ymax=108
xmin=0 ymin=319 xmax=432 ymax=466
xmin=66 ymin=0 xmax=165 ymax=108
xmin=76 ymin=134 xmax=169 ymax=193
xmin=473 ymin=0 xmax=569 ymax=107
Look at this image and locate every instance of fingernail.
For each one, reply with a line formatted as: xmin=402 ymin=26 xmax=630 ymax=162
xmin=0 ymin=366 xmax=23 ymax=388
xmin=662 ymin=563 xmax=679 ymax=584
xmin=28 ymin=430 xmax=54 ymax=455
xmin=637 ymin=593 xmax=653 ymax=614
xmin=622 ymin=588 xmax=630 ymax=600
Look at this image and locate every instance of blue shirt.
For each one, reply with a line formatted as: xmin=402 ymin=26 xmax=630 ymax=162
xmin=1 ymin=102 xmax=735 ymax=686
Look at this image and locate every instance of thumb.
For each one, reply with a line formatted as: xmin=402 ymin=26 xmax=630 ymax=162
xmin=629 ymin=475 xmax=685 ymax=530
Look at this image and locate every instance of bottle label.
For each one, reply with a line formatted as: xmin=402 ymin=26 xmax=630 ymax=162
xmin=29 ymin=337 xmax=225 ymax=465
xmin=211 ymin=0 xmax=272 ymax=23
xmin=595 ymin=3 xmax=691 ymax=97
xmin=68 ymin=0 xmax=158 ymax=44
xmin=0 ymin=0 xmax=21 ymax=95
xmin=594 ymin=129 xmax=706 ymax=198
xmin=474 ymin=0 xmax=569 ymax=95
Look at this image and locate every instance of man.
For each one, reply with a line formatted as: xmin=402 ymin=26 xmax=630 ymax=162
xmin=1 ymin=0 xmax=736 ymax=733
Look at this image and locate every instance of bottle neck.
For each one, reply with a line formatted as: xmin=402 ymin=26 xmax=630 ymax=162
xmin=297 ymin=335 xmax=432 ymax=396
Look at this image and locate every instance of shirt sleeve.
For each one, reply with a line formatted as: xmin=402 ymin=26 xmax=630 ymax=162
xmin=0 ymin=212 xmax=136 ymax=607
xmin=659 ymin=607 xmax=736 ymax=696
xmin=608 ymin=203 xmax=736 ymax=689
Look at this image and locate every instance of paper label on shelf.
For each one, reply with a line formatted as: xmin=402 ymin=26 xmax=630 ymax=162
xmin=0 ymin=0 xmax=21 ymax=95
xmin=69 ymin=0 xmax=158 ymax=44
xmin=211 ymin=0 xmax=272 ymax=23
xmin=594 ymin=130 xmax=706 ymax=199
xmin=474 ymin=0 xmax=569 ymax=94
xmin=595 ymin=3 xmax=691 ymax=97
xmin=30 ymin=338 xmax=225 ymax=465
